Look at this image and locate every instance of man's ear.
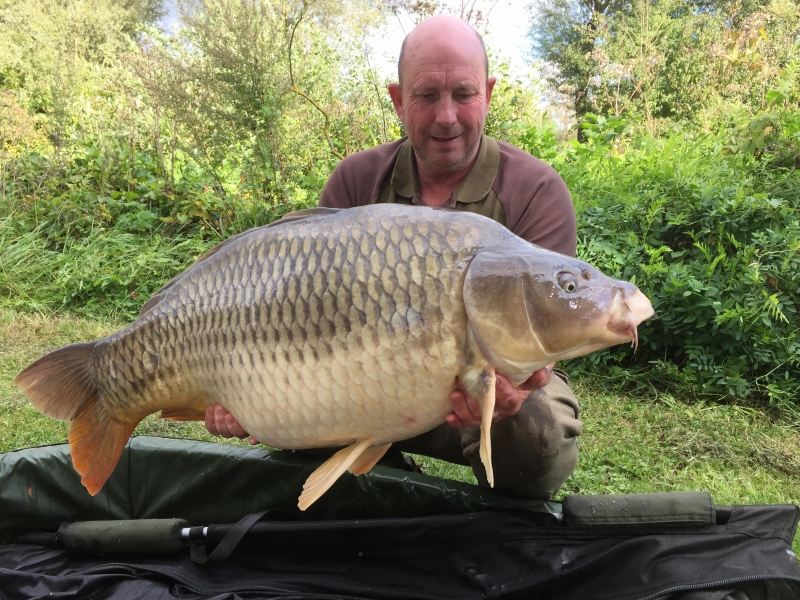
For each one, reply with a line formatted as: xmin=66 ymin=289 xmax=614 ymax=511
xmin=388 ymin=83 xmax=403 ymax=120
xmin=485 ymin=76 xmax=497 ymax=108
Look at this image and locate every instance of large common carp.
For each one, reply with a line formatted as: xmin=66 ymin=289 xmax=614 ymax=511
xmin=15 ymin=205 xmax=653 ymax=510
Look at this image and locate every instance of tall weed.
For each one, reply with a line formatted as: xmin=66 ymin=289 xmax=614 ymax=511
xmin=0 ymin=214 xmax=208 ymax=319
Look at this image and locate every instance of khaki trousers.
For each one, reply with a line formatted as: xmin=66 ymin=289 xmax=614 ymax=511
xmin=392 ymin=371 xmax=582 ymax=500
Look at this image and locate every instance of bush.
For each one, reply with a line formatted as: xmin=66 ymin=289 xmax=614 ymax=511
xmin=0 ymin=137 xmax=322 ymax=320
xmin=516 ymin=117 xmax=799 ymax=407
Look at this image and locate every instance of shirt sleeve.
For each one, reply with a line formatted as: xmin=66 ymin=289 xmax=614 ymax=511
xmin=319 ymin=141 xmax=403 ymax=209
xmin=319 ymin=161 xmax=357 ymax=208
xmin=512 ymin=170 xmax=577 ymax=257
xmin=493 ymin=141 xmax=577 ymax=256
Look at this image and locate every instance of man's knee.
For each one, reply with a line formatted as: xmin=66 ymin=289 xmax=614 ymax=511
xmin=462 ymin=371 xmax=582 ymax=500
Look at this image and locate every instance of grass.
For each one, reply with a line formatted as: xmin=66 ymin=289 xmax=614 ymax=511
xmin=563 ymin=383 xmax=800 ymax=505
xmin=2 ymin=309 xmax=799 ymax=553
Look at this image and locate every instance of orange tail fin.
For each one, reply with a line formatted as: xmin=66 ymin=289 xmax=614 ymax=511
xmin=14 ymin=341 xmax=140 ymax=496
xmin=14 ymin=342 xmax=98 ymax=421
xmin=69 ymin=402 xmax=138 ymax=495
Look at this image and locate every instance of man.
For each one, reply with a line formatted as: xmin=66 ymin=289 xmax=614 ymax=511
xmin=206 ymin=14 xmax=582 ymax=500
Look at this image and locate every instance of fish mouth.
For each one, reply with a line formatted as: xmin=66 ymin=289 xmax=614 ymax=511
xmin=608 ymin=289 xmax=654 ymax=351
xmin=609 ymin=323 xmax=640 ymax=350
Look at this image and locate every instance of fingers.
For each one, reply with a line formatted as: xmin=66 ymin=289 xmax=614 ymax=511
xmin=525 ymin=363 xmax=555 ymax=389
xmin=492 ymin=365 xmax=555 ymax=421
xmin=204 ymin=405 xmax=218 ymax=435
xmin=447 ymin=367 xmax=558 ymax=429
xmin=204 ymin=404 xmax=253 ymax=440
xmin=445 ymin=386 xmax=483 ymax=428
xmin=493 ymin=373 xmax=526 ymax=421
xmin=222 ymin=410 xmax=250 ymax=438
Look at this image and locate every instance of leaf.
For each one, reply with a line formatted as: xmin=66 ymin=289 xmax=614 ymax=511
xmin=765 ymin=90 xmax=788 ymax=105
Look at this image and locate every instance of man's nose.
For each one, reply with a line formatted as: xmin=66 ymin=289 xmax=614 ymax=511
xmin=434 ymin=96 xmax=458 ymax=126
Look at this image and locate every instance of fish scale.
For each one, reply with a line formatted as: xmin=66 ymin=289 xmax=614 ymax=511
xmin=15 ymin=204 xmax=654 ymax=509
xmin=99 ymin=208 xmax=469 ymax=450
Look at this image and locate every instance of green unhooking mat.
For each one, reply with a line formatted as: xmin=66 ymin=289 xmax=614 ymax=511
xmin=1 ymin=436 xmax=799 ymax=599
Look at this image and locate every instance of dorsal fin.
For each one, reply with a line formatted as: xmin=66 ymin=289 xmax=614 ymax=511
xmin=139 ymin=207 xmax=342 ymax=316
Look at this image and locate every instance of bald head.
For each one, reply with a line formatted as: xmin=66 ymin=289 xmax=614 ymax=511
xmin=397 ymin=15 xmax=488 ymax=89
xmin=387 ymin=14 xmax=496 ymax=178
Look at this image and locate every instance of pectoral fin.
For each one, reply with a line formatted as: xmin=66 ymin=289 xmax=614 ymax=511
xmin=459 ymin=366 xmax=497 ymax=487
xmin=298 ymin=438 xmax=383 ymax=511
xmin=158 ymin=407 xmax=207 ymax=421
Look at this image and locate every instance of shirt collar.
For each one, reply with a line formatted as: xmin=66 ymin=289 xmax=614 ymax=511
xmin=391 ymin=134 xmax=500 ymax=204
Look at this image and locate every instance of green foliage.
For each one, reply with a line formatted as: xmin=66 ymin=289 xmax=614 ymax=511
xmin=529 ymin=0 xmax=800 ymax=132
xmin=4 ymin=136 xmax=284 ymax=237
xmin=717 ymin=58 xmax=800 ymax=166
xmin=0 ymin=125 xmax=327 ymax=319
xmin=483 ymin=54 xmax=545 ymax=142
xmin=1 ymin=0 xmax=799 ymax=412
xmin=0 ymin=0 xmax=147 ymax=144
xmin=138 ymin=0 xmax=389 ymax=215
xmin=528 ymin=0 xmax=629 ymax=125
xmin=0 ymin=214 xmax=209 ymax=318
xmin=516 ymin=110 xmax=800 ymax=407
xmin=0 ymin=0 xmax=394 ymax=321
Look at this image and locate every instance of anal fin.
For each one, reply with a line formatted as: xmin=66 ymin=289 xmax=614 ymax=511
xmin=298 ymin=438 xmax=379 ymax=511
xmin=158 ymin=407 xmax=207 ymax=421
xmin=69 ymin=402 xmax=140 ymax=496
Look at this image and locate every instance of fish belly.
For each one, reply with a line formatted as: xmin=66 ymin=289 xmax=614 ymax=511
xmin=213 ymin=346 xmax=459 ymax=449
xmin=96 ymin=207 xmax=487 ymax=449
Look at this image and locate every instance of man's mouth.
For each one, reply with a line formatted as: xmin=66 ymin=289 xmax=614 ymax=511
xmin=431 ymin=133 xmax=461 ymax=143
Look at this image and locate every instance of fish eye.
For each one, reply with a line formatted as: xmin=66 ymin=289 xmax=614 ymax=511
xmin=558 ymin=273 xmax=580 ymax=293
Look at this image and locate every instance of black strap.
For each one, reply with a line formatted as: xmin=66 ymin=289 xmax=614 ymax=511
xmin=190 ymin=510 xmax=269 ymax=564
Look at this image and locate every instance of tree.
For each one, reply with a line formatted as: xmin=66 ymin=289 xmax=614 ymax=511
xmin=139 ymin=0 xmax=391 ymax=210
xmin=0 ymin=0 xmax=158 ymax=145
xmin=120 ymin=0 xmax=167 ymax=38
xmin=528 ymin=0 xmax=800 ymax=133
xmin=528 ymin=0 xmax=629 ymax=133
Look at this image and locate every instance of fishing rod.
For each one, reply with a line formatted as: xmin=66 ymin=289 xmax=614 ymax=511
xmin=14 ymin=511 xmax=277 ymax=563
xmin=13 ymin=493 xmax=732 ymax=563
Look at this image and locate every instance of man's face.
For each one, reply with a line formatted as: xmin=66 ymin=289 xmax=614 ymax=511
xmin=388 ymin=34 xmax=496 ymax=176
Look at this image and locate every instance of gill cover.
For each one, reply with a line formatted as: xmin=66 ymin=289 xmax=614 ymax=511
xmin=463 ymin=245 xmax=648 ymax=384
xmin=462 ymin=249 xmax=556 ymax=385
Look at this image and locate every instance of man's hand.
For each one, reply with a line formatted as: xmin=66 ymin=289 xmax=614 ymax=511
xmin=445 ymin=364 xmax=555 ymax=429
xmin=204 ymin=405 xmax=260 ymax=445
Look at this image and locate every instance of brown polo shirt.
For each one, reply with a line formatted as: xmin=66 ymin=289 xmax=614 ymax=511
xmin=319 ymin=135 xmax=577 ymax=256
